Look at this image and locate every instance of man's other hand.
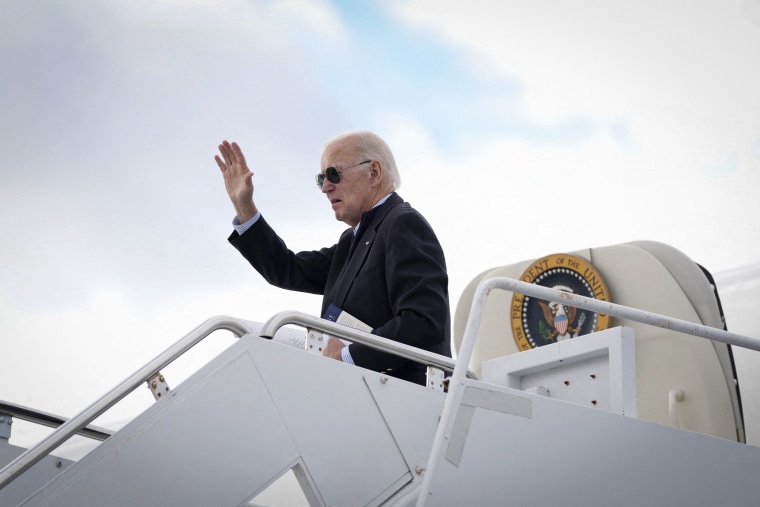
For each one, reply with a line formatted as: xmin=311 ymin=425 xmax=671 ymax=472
xmin=322 ymin=336 xmax=345 ymax=361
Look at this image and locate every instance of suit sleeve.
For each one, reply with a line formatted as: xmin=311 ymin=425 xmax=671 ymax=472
xmin=228 ymin=215 xmax=334 ymax=295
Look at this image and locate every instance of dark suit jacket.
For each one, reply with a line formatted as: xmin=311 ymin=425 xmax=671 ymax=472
xmin=229 ymin=192 xmax=451 ymax=385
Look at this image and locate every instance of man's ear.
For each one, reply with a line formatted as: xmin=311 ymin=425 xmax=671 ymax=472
xmin=369 ymin=160 xmax=383 ymax=185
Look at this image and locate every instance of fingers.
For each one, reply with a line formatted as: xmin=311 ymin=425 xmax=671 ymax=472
xmin=216 ymin=141 xmax=253 ymax=176
xmin=214 ymin=154 xmax=226 ymax=172
xmin=218 ymin=141 xmax=233 ymax=168
xmin=230 ymin=142 xmax=246 ymax=166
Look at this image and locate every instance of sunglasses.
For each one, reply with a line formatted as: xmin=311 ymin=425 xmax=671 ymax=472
xmin=316 ymin=160 xmax=371 ymax=188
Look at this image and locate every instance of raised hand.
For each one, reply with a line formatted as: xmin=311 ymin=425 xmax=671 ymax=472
xmin=215 ymin=140 xmax=258 ymax=222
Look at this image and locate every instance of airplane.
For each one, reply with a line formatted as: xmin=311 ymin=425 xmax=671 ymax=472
xmin=1 ymin=240 xmax=759 ymax=506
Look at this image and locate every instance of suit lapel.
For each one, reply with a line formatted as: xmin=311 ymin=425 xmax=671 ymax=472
xmin=331 ymin=193 xmax=403 ymax=307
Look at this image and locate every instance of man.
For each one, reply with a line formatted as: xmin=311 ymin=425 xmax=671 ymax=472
xmin=215 ymin=130 xmax=451 ymax=385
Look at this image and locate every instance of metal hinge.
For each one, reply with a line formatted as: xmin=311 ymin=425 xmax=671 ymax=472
xmin=147 ymin=372 xmax=171 ymax=401
xmin=426 ymin=366 xmax=446 ymax=392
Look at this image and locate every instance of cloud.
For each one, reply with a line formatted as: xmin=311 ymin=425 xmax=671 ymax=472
xmin=2 ymin=0 xmax=757 ymax=321
xmin=0 ymin=0 xmax=356 ymax=305
xmin=1 ymin=1 xmax=758 ymax=453
xmin=390 ymin=0 xmax=760 ymax=177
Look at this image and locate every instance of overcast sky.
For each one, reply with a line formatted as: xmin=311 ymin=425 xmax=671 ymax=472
xmin=1 ymin=0 xmax=759 ymax=453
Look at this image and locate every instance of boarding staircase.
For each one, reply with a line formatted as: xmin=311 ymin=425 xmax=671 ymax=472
xmin=2 ymin=277 xmax=760 ymax=506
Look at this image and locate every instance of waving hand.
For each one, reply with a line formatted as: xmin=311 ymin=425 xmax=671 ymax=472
xmin=215 ymin=140 xmax=258 ymax=222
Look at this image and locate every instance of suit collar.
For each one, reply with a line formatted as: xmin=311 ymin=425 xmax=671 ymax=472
xmin=359 ymin=192 xmax=402 ymax=231
xmin=353 ymin=192 xmax=394 ymax=235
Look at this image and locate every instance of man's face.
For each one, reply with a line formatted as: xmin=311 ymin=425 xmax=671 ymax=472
xmin=320 ymin=142 xmax=374 ymax=227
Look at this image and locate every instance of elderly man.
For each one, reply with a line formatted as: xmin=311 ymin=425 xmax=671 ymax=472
xmin=215 ymin=130 xmax=451 ymax=385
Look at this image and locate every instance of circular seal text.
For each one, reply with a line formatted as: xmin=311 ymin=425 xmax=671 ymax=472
xmin=511 ymin=253 xmax=611 ymax=350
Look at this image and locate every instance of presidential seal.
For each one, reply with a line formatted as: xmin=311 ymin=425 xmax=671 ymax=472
xmin=511 ymin=253 xmax=611 ymax=351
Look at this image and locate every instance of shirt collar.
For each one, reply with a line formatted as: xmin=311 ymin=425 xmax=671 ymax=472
xmin=354 ymin=192 xmax=393 ymax=234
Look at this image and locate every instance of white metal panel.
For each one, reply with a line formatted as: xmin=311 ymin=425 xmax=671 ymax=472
xmin=0 ymin=442 xmax=73 ymax=507
xmin=482 ymin=327 xmax=637 ymax=417
xmin=20 ymin=341 xmax=305 ymax=507
xmin=364 ymin=374 xmax=445 ymax=475
xmin=425 ymin=379 xmax=760 ymax=506
xmin=245 ymin=338 xmax=414 ymax=507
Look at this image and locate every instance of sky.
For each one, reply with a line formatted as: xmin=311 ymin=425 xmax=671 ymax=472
xmin=1 ymin=0 xmax=759 ymax=456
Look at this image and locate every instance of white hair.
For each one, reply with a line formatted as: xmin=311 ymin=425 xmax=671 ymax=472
xmin=324 ymin=130 xmax=401 ymax=189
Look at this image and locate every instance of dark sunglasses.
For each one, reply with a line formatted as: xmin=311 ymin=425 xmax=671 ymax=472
xmin=316 ymin=160 xmax=371 ymax=188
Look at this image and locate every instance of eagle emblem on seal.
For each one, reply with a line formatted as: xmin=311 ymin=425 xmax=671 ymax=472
xmin=537 ymin=286 xmax=587 ymax=341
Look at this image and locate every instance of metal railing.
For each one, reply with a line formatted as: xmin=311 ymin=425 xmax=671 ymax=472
xmin=0 ymin=316 xmax=252 ymax=490
xmin=0 ymin=401 xmax=112 ymax=442
xmin=414 ymin=276 xmax=760 ymax=507
xmin=260 ymin=310 xmax=477 ymax=379
xmin=0 ymin=311 xmax=473 ymax=491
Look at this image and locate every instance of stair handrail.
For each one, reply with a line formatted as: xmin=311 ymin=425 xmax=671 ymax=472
xmin=0 ymin=400 xmax=113 ymax=442
xmin=259 ymin=310 xmax=478 ymax=379
xmin=415 ymin=276 xmax=760 ymax=506
xmin=0 ymin=315 xmax=252 ymax=491
xmin=1 ymin=310 xmax=476 ymax=491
